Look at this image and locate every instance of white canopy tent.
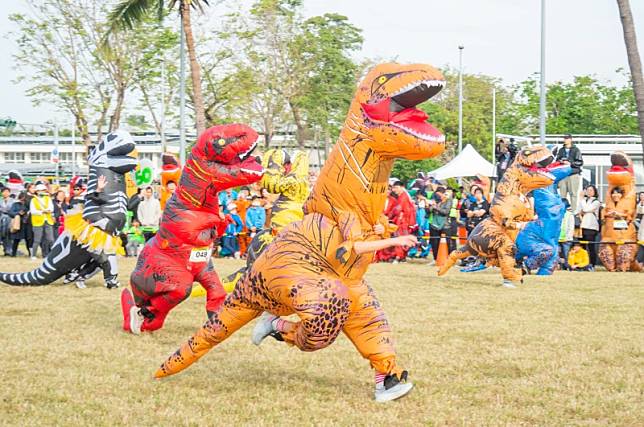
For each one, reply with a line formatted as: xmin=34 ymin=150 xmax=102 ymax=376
xmin=429 ymin=144 xmax=496 ymax=180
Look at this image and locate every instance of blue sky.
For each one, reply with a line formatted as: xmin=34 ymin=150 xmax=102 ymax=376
xmin=1 ymin=0 xmax=642 ymax=124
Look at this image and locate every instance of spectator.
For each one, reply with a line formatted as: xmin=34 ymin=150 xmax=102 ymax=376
xmin=24 ymin=183 xmax=36 ymax=252
xmin=128 ymin=188 xmax=143 ymax=222
xmin=245 ymin=195 xmax=266 ymax=238
xmin=638 ymin=207 xmax=644 ymax=265
xmin=578 ymin=185 xmax=601 ymax=266
xmin=465 ymin=187 xmax=490 ymax=232
xmin=124 ymin=218 xmax=145 ymax=257
xmin=8 ymin=192 xmax=29 ymax=257
xmin=428 ymin=186 xmax=451 ymax=262
xmin=558 ymin=199 xmax=575 ymax=269
xmin=218 ymin=188 xmax=238 ymax=214
xmin=236 ymin=187 xmax=252 ymax=256
xmin=68 ymin=182 xmax=86 ymax=211
xmin=636 ymin=191 xmax=644 ymax=228
xmin=52 ymin=190 xmax=68 ymax=239
xmin=495 ymin=138 xmax=518 ymax=179
xmin=30 ymin=183 xmax=55 ymax=259
xmin=1 ymin=187 xmax=13 ymax=256
xmin=445 ymin=188 xmax=459 ymax=253
xmin=556 ymin=135 xmax=584 ymax=213
xmin=220 ymin=202 xmax=243 ymax=258
xmin=567 ymin=242 xmax=593 ymax=271
xmin=137 ymin=186 xmax=161 ymax=242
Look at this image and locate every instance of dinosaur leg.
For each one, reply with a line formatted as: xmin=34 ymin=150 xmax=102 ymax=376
xmin=273 ymin=276 xmax=350 ymax=352
xmin=497 ymin=236 xmax=521 ymax=283
xmin=155 ymin=292 xmax=262 ymax=378
xmin=342 ymin=280 xmax=404 ymax=378
xmin=130 ymin=255 xmax=195 ymax=332
xmin=616 ymin=243 xmax=639 ymax=272
xmin=520 ymin=239 xmax=556 ymax=275
xmin=194 ymin=259 xmax=227 ymax=317
xmin=598 ymin=243 xmax=616 ymax=272
xmin=437 ymin=244 xmax=473 ymax=276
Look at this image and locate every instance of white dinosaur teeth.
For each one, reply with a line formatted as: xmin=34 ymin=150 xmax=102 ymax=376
xmin=391 ymin=122 xmax=446 ymax=142
xmin=389 ymin=79 xmax=446 ymax=97
xmin=240 ymin=168 xmax=263 ymax=176
xmin=239 ymin=140 xmax=258 ymax=159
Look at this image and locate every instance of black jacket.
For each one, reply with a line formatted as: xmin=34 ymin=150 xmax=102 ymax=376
xmin=555 ymin=145 xmax=583 ymax=174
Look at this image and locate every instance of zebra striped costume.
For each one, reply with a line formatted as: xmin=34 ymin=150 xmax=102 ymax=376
xmin=0 ymin=130 xmax=138 ymax=288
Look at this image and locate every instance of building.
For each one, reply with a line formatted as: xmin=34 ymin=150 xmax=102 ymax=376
xmin=0 ymin=131 xmax=327 ymax=182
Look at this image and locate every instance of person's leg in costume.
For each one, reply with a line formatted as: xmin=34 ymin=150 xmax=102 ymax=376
xmin=598 ymin=243 xmax=616 ymax=271
xmin=193 ymin=259 xmax=227 ymax=316
xmin=497 ymin=235 xmax=521 ymax=283
xmin=616 ymin=243 xmax=641 ymax=272
xmin=342 ymin=280 xmax=404 ymax=378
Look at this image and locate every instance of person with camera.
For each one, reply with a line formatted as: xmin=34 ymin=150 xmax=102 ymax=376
xmin=495 ymin=138 xmax=518 ymax=180
xmin=556 ymin=134 xmax=584 ymax=213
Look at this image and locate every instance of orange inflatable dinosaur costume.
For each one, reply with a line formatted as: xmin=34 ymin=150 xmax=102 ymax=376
xmin=154 ymin=63 xmax=446 ymax=402
xmin=598 ymin=151 xmax=641 ymax=272
xmin=438 ymin=145 xmax=556 ymax=287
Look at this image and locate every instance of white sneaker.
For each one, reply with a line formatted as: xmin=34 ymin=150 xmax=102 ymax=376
xmin=30 ymin=256 xmax=37 ymax=260
xmin=502 ymin=280 xmax=517 ymax=289
xmin=75 ymin=280 xmax=87 ymax=289
xmin=374 ymin=373 xmax=414 ymax=402
xmin=129 ymin=306 xmax=143 ymax=335
xmin=234 ymin=251 xmax=241 ymax=259
xmin=251 ymin=312 xmax=278 ymax=346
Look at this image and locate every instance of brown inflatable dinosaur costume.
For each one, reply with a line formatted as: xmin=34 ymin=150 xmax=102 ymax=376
xmin=438 ymin=145 xmax=556 ymax=286
xmin=154 ymin=63 xmax=446 ymax=402
xmin=598 ymin=151 xmax=641 ymax=272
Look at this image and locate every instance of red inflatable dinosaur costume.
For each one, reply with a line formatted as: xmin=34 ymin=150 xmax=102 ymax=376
xmin=120 ymin=124 xmax=263 ymax=334
xmin=154 ymin=63 xmax=446 ymax=402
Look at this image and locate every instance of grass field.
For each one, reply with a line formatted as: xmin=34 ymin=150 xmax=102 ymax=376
xmin=0 ymin=256 xmax=642 ymax=426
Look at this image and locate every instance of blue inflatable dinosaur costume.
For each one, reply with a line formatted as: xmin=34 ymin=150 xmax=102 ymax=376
xmin=515 ymin=162 xmax=572 ymax=275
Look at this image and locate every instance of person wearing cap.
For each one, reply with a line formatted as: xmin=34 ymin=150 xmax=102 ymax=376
xmin=29 ymin=183 xmax=55 ymax=259
xmin=220 ymin=202 xmax=243 ymax=258
xmin=556 ymin=134 xmax=584 ymax=213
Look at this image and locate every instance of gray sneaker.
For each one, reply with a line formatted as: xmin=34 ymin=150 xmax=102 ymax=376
xmin=251 ymin=312 xmax=279 ymax=346
xmin=129 ymin=306 xmax=143 ymax=335
xmin=502 ymin=280 xmax=517 ymax=289
xmin=375 ymin=371 xmax=414 ymax=402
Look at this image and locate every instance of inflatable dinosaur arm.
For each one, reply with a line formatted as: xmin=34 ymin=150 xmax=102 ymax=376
xmin=334 ymin=210 xmax=369 ymax=263
xmin=261 ymin=170 xmax=298 ymax=194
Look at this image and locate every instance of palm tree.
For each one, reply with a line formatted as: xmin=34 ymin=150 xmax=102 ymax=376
xmin=616 ymin=0 xmax=644 ymax=160
xmin=106 ymin=0 xmax=208 ymax=136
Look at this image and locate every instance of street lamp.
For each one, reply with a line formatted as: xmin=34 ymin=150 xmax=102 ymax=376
xmin=458 ymin=45 xmax=464 ymax=153
xmin=539 ymin=0 xmax=546 ymax=145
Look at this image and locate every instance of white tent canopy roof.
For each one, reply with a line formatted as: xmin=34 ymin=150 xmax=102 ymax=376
xmin=429 ymin=144 xmax=496 ymax=180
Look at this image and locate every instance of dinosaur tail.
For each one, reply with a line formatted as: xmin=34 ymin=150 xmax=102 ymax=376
xmin=155 ymin=323 xmax=217 ymax=379
xmin=0 ymin=232 xmax=91 ymax=286
xmin=437 ymin=244 xmax=473 ymax=276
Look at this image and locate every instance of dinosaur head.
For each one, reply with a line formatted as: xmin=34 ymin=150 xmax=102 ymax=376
xmin=88 ymin=130 xmax=138 ymax=174
xmin=508 ymin=145 xmax=555 ymax=192
xmin=189 ymin=124 xmax=263 ymax=187
xmin=262 ymin=149 xmax=291 ymax=173
xmin=544 ymin=161 xmax=573 ymax=185
xmin=606 ymin=151 xmax=634 ymax=187
xmin=355 ymin=63 xmax=446 ymax=160
xmin=290 ymin=150 xmax=309 ymax=179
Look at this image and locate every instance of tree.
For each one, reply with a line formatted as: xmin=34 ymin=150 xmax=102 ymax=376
xmin=616 ymin=0 xmax=644 ymax=161
xmin=106 ymin=0 xmax=210 ymax=135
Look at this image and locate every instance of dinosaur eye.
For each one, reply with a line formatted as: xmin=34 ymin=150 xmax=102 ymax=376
xmin=217 ymin=138 xmax=226 ymax=146
xmin=378 ymin=76 xmax=388 ymax=84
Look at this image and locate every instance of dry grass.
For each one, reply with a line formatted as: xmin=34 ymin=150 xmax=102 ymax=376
xmin=0 ymin=256 xmax=642 ymax=426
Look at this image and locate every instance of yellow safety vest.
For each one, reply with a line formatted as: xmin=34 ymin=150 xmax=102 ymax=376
xmin=31 ymin=196 xmax=54 ymax=227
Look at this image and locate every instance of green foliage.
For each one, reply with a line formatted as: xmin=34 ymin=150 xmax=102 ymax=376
xmin=391 ymin=158 xmax=441 ymax=184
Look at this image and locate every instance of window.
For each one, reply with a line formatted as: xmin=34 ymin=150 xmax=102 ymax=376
xmin=60 ymin=152 xmax=74 ymax=164
xmin=30 ymin=152 xmax=51 ymax=163
xmin=4 ymin=152 xmax=25 ymax=163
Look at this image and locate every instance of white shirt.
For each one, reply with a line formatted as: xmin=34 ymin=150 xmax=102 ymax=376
xmin=578 ymin=196 xmax=600 ymax=231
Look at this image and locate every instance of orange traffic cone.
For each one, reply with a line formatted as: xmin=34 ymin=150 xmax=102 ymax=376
xmin=457 ymin=225 xmax=467 ymax=245
xmin=435 ymin=235 xmax=449 ymax=267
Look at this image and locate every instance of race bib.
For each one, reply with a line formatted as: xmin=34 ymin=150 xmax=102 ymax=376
xmin=613 ymin=220 xmax=628 ymax=230
xmin=189 ymin=246 xmax=212 ymax=263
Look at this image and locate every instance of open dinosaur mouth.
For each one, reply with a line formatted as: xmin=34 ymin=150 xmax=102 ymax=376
xmin=238 ymin=154 xmax=263 ymax=176
xmin=362 ymin=80 xmax=446 ymax=142
xmin=527 ymin=153 xmax=555 ymax=180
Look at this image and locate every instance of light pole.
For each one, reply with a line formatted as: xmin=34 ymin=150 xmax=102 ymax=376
xmin=458 ymin=45 xmax=464 ymax=153
xmin=492 ymin=87 xmax=496 ymax=192
xmin=179 ymin=18 xmax=186 ymax=165
xmin=539 ymin=0 xmax=547 ymax=145
xmin=71 ymin=118 xmax=76 ymax=178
